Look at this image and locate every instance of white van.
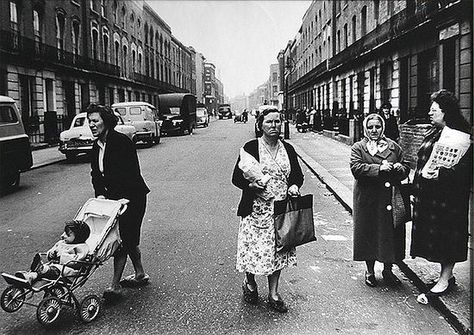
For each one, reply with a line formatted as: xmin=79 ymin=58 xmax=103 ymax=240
xmin=0 ymin=96 xmax=33 ymax=193
xmin=112 ymin=101 xmax=161 ymax=145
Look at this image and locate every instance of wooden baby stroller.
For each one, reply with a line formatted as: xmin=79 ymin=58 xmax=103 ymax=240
xmin=1 ymin=198 xmax=127 ymax=326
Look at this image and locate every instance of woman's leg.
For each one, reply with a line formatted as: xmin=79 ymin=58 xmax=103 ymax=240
xmin=111 ymin=253 xmax=127 ymax=290
xmin=365 ymin=260 xmax=375 ymax=274
xmin=129 ymin=246 xmax=146 ymax=279
xmin=267 ymin=270 xmax=281 ymax=300
xmin=431 ymin=262 xmax=455 ymax=293
xmin=382 ymin=262 xmax=401 ymax=285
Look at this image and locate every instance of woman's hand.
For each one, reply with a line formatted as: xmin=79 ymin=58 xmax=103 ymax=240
xmin=248 ymin=181 xmax=265 ymax=191
xmin=97 ymin=195 xmax=105 ymax=199
xmin=287 ymin=185 xmax=300 ymax=197
xmin=393 ymin=162 xmax=404 ymax=172
xmin=380 ymin=160 xmax=393 ymax=172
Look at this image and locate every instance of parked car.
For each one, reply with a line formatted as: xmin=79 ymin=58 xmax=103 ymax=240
xmin=0 ymin=95 xmax=33 ymax=193
xmin=158 ymin=93 xmax=197 ymax=135
xmin=112 ymin=101 xmax=161 ymax=144
xmin=196 ymin=106 xmax=209 ymax=127
xmin=59 ymin=112 xmax=136 ymax=161
xmin=218 ymin=104 xmax=232 ymax=119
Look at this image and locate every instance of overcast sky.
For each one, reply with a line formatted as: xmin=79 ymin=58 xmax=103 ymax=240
xmin=148 ymin=1 xmax=311 ymax=99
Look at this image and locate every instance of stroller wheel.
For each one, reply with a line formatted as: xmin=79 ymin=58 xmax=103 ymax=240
xmin=37 ymin=296 xmax=61 ymax=326
xmin=1 ymin=286 xmax=25 ymax=313
xmin=79 ymin=294 xmax=101 ymax=323
xmin=44 ymin=286 xmax=67 ymax=300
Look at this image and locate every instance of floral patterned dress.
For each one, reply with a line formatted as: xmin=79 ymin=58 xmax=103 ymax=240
xmin=236 ymin=138 xmax=297 ymax=276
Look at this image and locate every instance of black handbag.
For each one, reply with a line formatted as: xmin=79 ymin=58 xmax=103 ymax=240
xmin=392 ymin=183 xmax=412 ymax=227
xmin=273 ymin=194 xmax=316 ymax=252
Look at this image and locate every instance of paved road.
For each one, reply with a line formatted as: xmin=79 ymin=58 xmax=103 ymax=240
xmin=0 ymin=120 xmax=457 ymax=334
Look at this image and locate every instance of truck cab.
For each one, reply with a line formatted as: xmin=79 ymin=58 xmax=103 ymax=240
xmin=0 ymin=96 xmax=33 ymax=193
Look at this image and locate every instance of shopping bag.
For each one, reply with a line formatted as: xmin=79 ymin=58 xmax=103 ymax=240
xmin=273 ymin=194 xmax=316 ymax=252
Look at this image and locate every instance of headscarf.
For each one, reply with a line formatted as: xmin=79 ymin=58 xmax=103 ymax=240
xmin=363 ymin=113 xmax=389 ymax=156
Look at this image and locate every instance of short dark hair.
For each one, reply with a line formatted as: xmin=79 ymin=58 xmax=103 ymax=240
xmin=431 ymin=89 xmax=470 ymax=132
xmin=86 ymin=103 xmax=117 ymax=129
xmin=65 ymin=220 xmax=91 ymax=244
xmin=381 ymin=102 xmax=392 ymax=110
xmin=256 ymin=107 xmax=281 ymax=131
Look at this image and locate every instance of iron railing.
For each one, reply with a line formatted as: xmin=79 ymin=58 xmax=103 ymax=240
xmin=24 ymin=113 xmax=69 ymax=144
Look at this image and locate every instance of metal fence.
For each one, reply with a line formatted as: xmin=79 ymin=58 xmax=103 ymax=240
xmin=24 ymin=113 xmax=69 ymax=144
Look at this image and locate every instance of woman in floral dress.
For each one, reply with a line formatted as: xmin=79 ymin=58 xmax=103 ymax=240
xmin=232 ymin=108 xmax=304 ymax=313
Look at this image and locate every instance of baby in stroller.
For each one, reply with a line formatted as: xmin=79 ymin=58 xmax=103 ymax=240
xmin=15 ymin=220 xmax=91 ymax=284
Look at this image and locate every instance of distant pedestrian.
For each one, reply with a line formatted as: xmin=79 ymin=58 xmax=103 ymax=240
xmin=412 ymin=90 xmax=472 ymax=304
xmin=350 ymin=113 xmax=410 ymax=287
xmin=232 ymin=108 xmax=304 ymax=313
xmin=87 ymin=104 xmax=150 ymax=300
xmin=378 ymin=102 xmax=400 ymax=142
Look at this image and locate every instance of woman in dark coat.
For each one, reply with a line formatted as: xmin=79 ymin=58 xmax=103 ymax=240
xmin=232 ymin=108 xmax=304 ymax=313
xmin=87 ymin=104 xmax=150 ymax=299
xmin=412 ymin=90 xmax=472 ymax=304
xmin=350 ymin=113 xmax=410 ymax=287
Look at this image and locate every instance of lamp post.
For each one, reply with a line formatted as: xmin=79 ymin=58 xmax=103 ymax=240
xmin=284 ymin=57 xmax=295 ymax=140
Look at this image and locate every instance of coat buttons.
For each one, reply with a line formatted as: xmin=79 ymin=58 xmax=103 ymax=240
xmin=385 ymin=182 xmax=391 ymax=187
xmin=386 ymin=205 xmax=392 ymax=211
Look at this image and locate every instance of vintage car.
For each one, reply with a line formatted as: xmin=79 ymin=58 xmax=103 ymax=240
xmin=59 ymin=112 xmax=136 ymax=161
xmin=217 ymin=104 xmax=232 ymax=119
xmin=0 ymin=95 xmax=33 ymax=193
xmin=112 ymin=101 xmax=161 ymax=144
xmin=196 ymin=106 xmax=209 ymax=127
xmin=158 ymin=93 xmax=197 ymax=135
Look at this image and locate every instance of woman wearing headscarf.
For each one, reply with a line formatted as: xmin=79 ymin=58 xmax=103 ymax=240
xmin=350 ymin=113 xmax=410 ymax=287
xmin=412 ymin=90 xmax=472 ymax=304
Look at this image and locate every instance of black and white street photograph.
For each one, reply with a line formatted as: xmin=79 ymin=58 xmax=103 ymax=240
xmin=0 ymin=1 xmax=472 ymax=334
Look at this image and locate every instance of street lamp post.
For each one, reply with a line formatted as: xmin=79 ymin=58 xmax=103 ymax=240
xmin=284 ymin=57 xmax=294 ymax=140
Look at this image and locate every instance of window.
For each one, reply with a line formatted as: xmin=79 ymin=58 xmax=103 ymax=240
xmin=56 ymin=13 xmax=65 ymax=57
xmin=102 ymin=28 xmax=109 ymax=62
xmin=115 ymin=107 xmax=126 ymax=116
xmin=337 ymin=30 xmax=341 ymax=53
xmin=0 ymin=106 xmax=18 ymax=124
xmin=361 ymin=6 xmax=367 ymax=36
xmin=33 ymin=10 xmax=42 ymax=52
xmin=73 ymin=116 xmax=85 ymax=127
xmin=121 ymin=6 xmax=126 ymax=29
xmin=9 ymin=2 xmax=18 ymax=24
xmin=122 ymin=45 xmax=127 ymax=76
xmin=352 ymin=15 xmax=357 ymax=43
xmin=343 ymin=24 xmax=348 ymax=48
xmin=114 ymin=41 xmax=120 ymax=66
xmin=374 ymin=0 xmax=380 ymax=22
xmin=113 ymin=1 xmax=117 ymax=23
xmin=132 ymin=49 xmax=136 ymax=73
xmin=130 ymin=107 xmax=141 ymax=115
xmin=72 ymin=21 xmax=80 ymax=57
xmin=91 ymin=28 xmax=99 ymax=59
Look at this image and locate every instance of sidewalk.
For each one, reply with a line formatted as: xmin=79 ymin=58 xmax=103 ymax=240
xmin=31 ymin=145 xmax=65 ymax=170
xmin=287 ymin=125 xmax=472 ymax=335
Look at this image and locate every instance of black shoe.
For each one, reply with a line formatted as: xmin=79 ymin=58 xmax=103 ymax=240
xmin=382 ymin=270 xmax=401 ymax=286
xmin=268 ymin=295 xmax=288 ymax=313
xmin=427 ymin=276 xmax=456 ymax=289
xmin=365 ymin=271 xmax=377 ymax=287
xmin=242 ymin=280 xmax=258 ymax=305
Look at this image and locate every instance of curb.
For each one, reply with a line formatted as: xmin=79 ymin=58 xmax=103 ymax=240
xmin=30 ymin=158 xmax=66 ymax=171
xmin=290 ymin=140 xmax=470 ymax=335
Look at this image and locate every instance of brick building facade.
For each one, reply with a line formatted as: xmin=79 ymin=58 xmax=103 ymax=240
xmin=0 ymin=0 xmax=198 ymax=144
xmin=282 ymin=0 xmax=472 ymax=166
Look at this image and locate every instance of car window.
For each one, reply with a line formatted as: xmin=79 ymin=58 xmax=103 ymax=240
xmin=115 ymin=107 xmax=126 ymax=116
xmin=73 ymin=116 xmax=86 ymax=127
xmin=196 ymin=108 xmax=207 ymax=116
xmin=169 ymin=107 xmax=180 ymax=115
xmin=130 ymin=107 xmax=142 ymax=115
xmin=0 ymin=105 xmax=19 ymax=124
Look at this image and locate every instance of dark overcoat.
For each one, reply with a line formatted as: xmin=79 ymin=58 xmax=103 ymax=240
xmin=411 ymin=128 xmax=472 ymax=263
xmin=350 ymin=138 xmax=410 ymax=263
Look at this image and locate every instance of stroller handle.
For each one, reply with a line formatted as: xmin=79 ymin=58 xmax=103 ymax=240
xmin=118 ymin=198 xmax=129 ymax=216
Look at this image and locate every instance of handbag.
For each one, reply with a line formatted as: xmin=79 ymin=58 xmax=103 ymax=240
xmin=273 ymin=194 xmax=316 ymax=252
xmin=392 ymin=182 xmax=412 ymax=228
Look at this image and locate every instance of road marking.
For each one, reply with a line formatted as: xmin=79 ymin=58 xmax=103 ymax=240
xmin=321 ymin=234 xmax=347 ymax=241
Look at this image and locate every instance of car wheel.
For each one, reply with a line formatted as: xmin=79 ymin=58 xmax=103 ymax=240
xmin=65 ymin=152 xmax=77 ymax=161
xmin=0 ymin=162 xmax=20 ymax=194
